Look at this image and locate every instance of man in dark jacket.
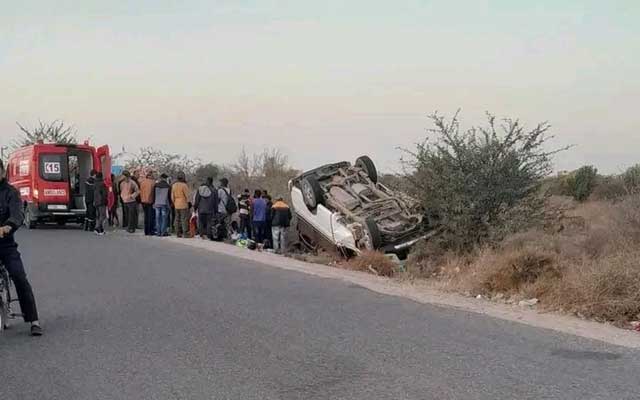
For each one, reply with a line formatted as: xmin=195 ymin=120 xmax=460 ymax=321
xmin=84 ymin=169 xmax=97 ymax=231
xmin=263 ymin=193 xmax=274 ymax=248
xmin=237 ymin=189 xmax=251 ymax=238
xmin=271 ymin=197 xmax=292 ymax=254
xmin=93 ymin=172 xmax=108 ymax=235
xmin=0 ymin=160 xmax=42 ymax=336
xmin=194 ymin=177 xmax=218 ymax=239
xmin=152 ymin=174 xmax=172 ymax=237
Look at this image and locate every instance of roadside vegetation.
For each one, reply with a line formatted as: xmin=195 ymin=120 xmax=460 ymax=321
xmin=363 ymin=111 xmax=640 ymax=327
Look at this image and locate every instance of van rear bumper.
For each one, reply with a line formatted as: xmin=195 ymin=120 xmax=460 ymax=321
xmin=26 ymin=203 xmax=86 ymax=222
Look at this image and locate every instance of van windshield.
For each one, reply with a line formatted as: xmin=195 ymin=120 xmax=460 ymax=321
xmin=39 ymin=154 xmax=68 ymax=182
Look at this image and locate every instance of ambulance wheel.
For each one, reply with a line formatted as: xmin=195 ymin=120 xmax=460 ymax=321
xmin=24 ymin=209 xmax=37 ymax=230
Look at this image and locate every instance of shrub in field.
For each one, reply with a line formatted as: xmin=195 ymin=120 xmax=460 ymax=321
xmin=623 ymin=164 xmax=640 ymax=194
xmin=438 ymin=196 xmax=640 ymax=324
xmin=590 ymin=175 xmax=627 ymax=201
xmin=404 ymin=111 xmax=567 ymax=251
xmin=565 ymin=165 xmax=598 ymax=202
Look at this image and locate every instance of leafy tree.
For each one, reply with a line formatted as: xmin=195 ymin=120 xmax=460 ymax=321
xmin=125 ymin=147 xmax=201 ymax=183
xmin=194 ymin=163 xmax=221 ymax=184
xmin=13 ymin=120 xmax=78 ymax=148
xmin=566 ymin=166 xmax=598 ymax=202
xmin=404 ymin=111 xmax=568 ymax=251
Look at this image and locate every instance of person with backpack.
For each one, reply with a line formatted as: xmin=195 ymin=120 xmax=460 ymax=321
xmin=171 ymin=172 xmax=191 ymax=238
xmin=194 ymin=177 xmax=218 ymax=239
xmin=271 ymin=197 xmax=292 ymax=254
xmin=216 ymin=178 xmax=236 ymax=240
xmin=93 ymin=172 xmax=108 ymax=235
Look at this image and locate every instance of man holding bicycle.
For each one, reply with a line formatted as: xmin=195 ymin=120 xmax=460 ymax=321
xmin=0 ymin=160 xmax=42 ymax=336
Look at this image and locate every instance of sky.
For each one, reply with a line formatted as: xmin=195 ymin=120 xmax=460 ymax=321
xmin=1 ymin=0 xmax=638 ymax=174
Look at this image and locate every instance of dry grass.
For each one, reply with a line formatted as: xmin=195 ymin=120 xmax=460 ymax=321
xmin=346 ymin=251 xmax=398 ymax=277
xmin=409 ymin=195 xmax=640 ymax=325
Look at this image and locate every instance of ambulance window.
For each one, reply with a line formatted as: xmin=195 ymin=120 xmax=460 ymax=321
xmin=39 ymin=154 xmax=67 ymax=182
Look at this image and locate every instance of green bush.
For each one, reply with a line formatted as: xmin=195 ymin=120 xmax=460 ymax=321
xmin=405 ymin=111 xmax=567 ymax=251
xmin=623 ymin=164 xmax=640 ymax=194
xmin=566 ymin=166 xmax=598 ymax=202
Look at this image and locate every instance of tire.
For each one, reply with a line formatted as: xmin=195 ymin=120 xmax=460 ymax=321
xmin=301 ymin=176 xmax=325 ymax=211
xmin=24 ymin=208 xmax=37 ymax=230
xmin=0 ymin=299 xmax=6 ymax=332
xmin=0 ymin=271 xmax=8 ymax=331
xmin=355 ymin=155 xmax=378 ymax=183
xmin=57 ymin=221 xmax=66 ymax=226
xmin=363 ymin=218 xmax=383 ymax=250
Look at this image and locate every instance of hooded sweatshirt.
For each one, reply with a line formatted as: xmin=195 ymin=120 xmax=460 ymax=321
xmin=194 ymin=184 xmax=217 ymax=215
xmin=153 ymin=179 xmax=172 ymax=208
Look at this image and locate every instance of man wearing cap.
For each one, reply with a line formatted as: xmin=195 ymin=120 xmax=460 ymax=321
xmin=0 ymin=160 xmax=42 ymax=336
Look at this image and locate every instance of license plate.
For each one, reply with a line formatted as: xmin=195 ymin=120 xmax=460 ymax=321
xmin=44 ymin=189 xmax=66 ymax=197
xmin=47 ymin=205 xmax=67 ymax=210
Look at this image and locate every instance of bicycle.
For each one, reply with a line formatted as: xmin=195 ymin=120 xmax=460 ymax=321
xmin=0 ymin=261 xmax=20 ymax=332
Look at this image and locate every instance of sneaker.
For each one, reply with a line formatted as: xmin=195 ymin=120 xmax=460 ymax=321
xmin=30 ymin=324 xmax=43 ymax=337
xmin=94 ymin=230 xmax=101 ymax=235
xmin=98 ymin=231 xmax=106 ymax=236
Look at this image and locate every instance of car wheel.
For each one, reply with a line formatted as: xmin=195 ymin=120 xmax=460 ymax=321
xmin=301 ymin=177 xmax=325 ymax=211
xmin=355 ymin=155 xmax=378 ymax=183
xmin=57 ymin=221 xmax=66 ymax=227
xmin=362 ymin=218 xmax=383 ymax=250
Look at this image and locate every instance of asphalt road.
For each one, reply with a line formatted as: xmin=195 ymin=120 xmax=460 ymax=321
xmin=1 ymin=228 xmax=639 ymax=400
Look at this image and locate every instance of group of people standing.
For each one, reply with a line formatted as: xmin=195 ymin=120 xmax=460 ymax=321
xmin=83 ymin=169 xmax=292 ymax=253
xmin=237 ymin=189 xmax=292 ymax=253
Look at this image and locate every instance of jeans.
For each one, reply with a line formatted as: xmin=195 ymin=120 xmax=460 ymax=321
xmin=239 ymin=214 xmax=251 ymax=238
xmin=109 ymin=204 xmax=119 ymax=226
xmin=143 ymin=204 xmax=155 ymax=235
xmin=198 ymin=213 xmax=212 ymax=237
xmin=252 ymin=221 xmax=266 ymax=244
xmin=96 ymin=206 xmax=107 ymax=233
xmin=0 ymin=240 xmax=39 ymax=322
xmin=125 ymin=202 xmax=138 ymax=232
xmin=175 ymin=208 xmax=190 ymax=237
xmin=272 ymin=226 xmax=288 ymax=253
xmin=154 ymin=206 xmax=169 ymax=236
